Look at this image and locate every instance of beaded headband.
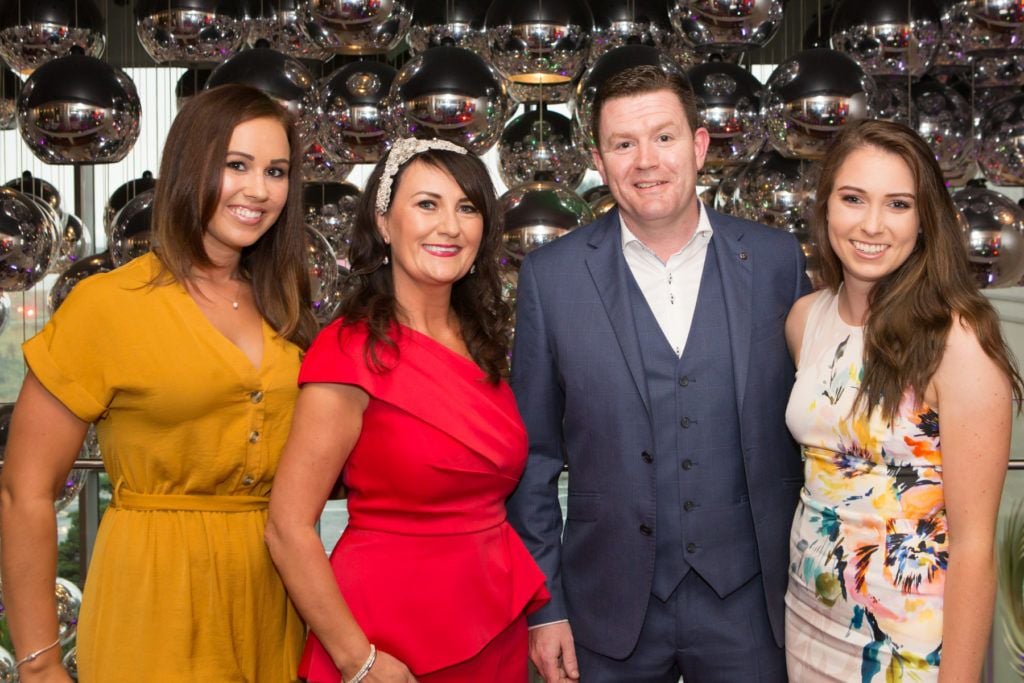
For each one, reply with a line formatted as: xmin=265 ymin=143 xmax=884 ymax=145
xmin=374 ymin=137 xmax=469 ymax=214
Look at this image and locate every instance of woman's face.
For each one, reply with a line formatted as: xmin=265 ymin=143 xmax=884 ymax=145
xmin=377 ymin=160 xmax=484 ymax=297
xmin=204 ymin=116 xmax=291 ymax=262
xmin=826 ymin=144 xmax=920 ymax=291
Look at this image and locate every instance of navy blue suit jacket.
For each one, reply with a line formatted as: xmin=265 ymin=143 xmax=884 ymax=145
xmin=506 ymin=206 xmax=811 ymax=658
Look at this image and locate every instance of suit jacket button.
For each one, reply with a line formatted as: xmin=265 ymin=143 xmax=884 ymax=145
xmin=679 ymin=417 xmax=690 ymax=428
xmin=681 ymin=459 xmax=693 ymax=470
xmin=683 ymin=500 xmax=695 ymax=512
xmin=641 ymin=450 xmax=653 ymax=463
xmin=686 ymin=543 xmax=697 ymax=553
xmin=639 ymin=524 xmax=653 ymax=536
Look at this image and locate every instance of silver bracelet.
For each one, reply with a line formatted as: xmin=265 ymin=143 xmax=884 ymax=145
xmin=14 ymin=637 xmax=61 ymax=669
xmin=347 ymin=643 xmax=377 ymax=683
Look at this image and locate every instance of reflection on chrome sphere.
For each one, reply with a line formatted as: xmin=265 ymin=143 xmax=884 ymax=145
xmin=0 ymin=187 xmax=57 ymax=291
xmin=978 ymin=92 xmax=1024 ymax=185
xmin=62 ymin=647 xmax=77 ymax=679
xmin=588 ymin=0 xmax=672 ymax=65
xmin=302 ymin=0 xmax=411 ymax=55
xmin=763 ymin=48 xmax=874 ymax=160
xmin=0 ymin=0 xmax=105 ymax=74
xmin=301 ymin=142 xmax=353 ymax=183
xmin=713 ymin=164 xmax=745 ymax=215
xmin=104 ymin=172 xmax=157 ymax=236
xmin=0 ymin=67 xmax=21 ymax=129
xmin=689 ymin=61 xmax=764 ymax=184
xmin=246 ymin=0 xmax=331 ymax=60
xmin=49 ymin=250 xmax=114 ymax=314
xmin=303 ymin=181 xmax=360 ymax=268
xmin=306 ymin=226 xmax=339 ymax=324
xmin=18 ymin=55 xmax=140 ymax=164
xmin=829 ymin=0 xmax=942 ymax=78
xmin=500 ymin=181 xmax=594 ymax=259
xmin=135 ymin=0 xmax=247 ymax=66
xmin=735 ymin=150 xmax=818 ymax=237
xmin=0 ymin=292 xmax=9 ymax=337
xmin=0 ymin=646 xmax=13 ymax=682
xmin=962 ymin=0 xmax=1024 ymax=55
xmin=3 ymin=171 xmax=60 ymax=211
xmin=973 ymin=52 xmax=1024 ymax=87
xmin=109 ymin=189 xmax=155 ymax=267
xmin=52 ymin=213 xmax=93 ymax=274
xmin=931 ymin=1 xmax=971 ymax=77
xmin=321 ymin=61 xmax=396 ymax=164
xmin=912 ymin=77 xmax=976 ymax=186
xmin=499 ymin=104 xmax=588 ymax=189
xmin=954 ymin=183 xmax=1024 ymax=287
xmin=387 ymin=46 xmax=508 ymax=154
xmin=583 ymin=184 xmax=617 ymax=218
xmin=55 ymin=578 xmax=82 ymax=644
xmin=407 ymin=0 xmax=486 ymax=54
xmin=175 ymin=68 xmax=212 ymax=110
xmin=485 ymin=0 xmax=593 ymax=103
xmin=669 ymin=0 xmax=783 ymax=53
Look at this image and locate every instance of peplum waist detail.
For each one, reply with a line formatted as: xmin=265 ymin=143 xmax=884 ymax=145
xmin=298 ymin=519 xmax=549 ymax=679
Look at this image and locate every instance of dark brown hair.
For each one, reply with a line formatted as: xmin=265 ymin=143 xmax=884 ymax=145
xmin=338 ymin=146 xmax=511 ymax=384
xmin=152 ymin=83 xmax=317 ymax=349
xmin=813 ymin=118 xmax=1023 ymax=421
xmin=591 ymin=64 xmax=700 ymax=144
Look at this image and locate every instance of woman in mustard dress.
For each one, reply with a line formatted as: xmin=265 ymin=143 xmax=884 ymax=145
xmin=0 ymin=85 xmax=317 ymax=682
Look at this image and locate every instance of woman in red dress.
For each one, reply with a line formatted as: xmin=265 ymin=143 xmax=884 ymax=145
xmin=266 ymin=138 xmax=549 ymax=682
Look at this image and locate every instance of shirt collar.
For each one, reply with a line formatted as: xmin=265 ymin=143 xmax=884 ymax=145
xmin=619 ymin=201 xmax=714 ymax=255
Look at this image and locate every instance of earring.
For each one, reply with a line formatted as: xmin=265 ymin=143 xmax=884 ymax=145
xmin=469 ymin=263 xmax=477 ymax=275
xmin=383 ymin=254 xmax=390 ymax=265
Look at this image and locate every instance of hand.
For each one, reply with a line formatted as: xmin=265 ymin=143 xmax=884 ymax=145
xmin=529 ymin=622 xmax=579 ymax=682
xmin=365 ymin=649 xmax=418 ymax=682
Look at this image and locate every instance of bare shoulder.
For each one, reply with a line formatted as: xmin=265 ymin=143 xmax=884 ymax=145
xmin=785 ymin=291 xmax=820 ymax=364
xmin=932 ymin=314 xmax=1010 ymax=407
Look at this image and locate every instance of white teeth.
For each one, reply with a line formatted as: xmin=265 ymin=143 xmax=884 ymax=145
xmin=424 ymin=245 xmax=459 ymax=255
xmin=231 ymin=207 xmax=261 ymax=220
xmin=636 ymin=182 xmax=661 ymax=188
xmin=852 ymin=240 xmax=887 ymax=254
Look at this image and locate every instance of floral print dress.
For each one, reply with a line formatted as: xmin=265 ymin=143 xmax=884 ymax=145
xmin=785 ymin=290 xmax=945 ymax=682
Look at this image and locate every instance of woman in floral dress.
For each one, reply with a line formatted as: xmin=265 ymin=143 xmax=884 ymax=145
xmin=784 ymin=119 xmax=1023 ymax=681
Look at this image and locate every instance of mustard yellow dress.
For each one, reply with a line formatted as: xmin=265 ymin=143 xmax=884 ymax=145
xmin=24 ymin=252 xmax=305 ymax=682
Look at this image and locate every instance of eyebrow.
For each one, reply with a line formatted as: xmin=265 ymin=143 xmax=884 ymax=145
xmin=836 ymin=184 xmax=914 ymax=198
xmin=226 ymin=150 xmax=289 ymax=165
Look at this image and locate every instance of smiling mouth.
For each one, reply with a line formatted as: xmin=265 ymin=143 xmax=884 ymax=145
xmin=230 ymin=206 xmax=264 ymax=223
xmin=852 ymin=240 xmax=888 ymax=255
xmin=635 ymin=181 xmax=665 ymax=189
xmin=423 ymin=244 xmax=461 ymax=257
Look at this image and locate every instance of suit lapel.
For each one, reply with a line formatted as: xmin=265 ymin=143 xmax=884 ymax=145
xmin=584 ymin=212 xmax=652 ymax=415
xmin=708 ymin=211 xmax=753 ymax=416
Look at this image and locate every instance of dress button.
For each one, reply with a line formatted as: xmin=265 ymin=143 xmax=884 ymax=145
xmin=641 ymin=450 xmax=653 ymax=463
xmin=678 ymin=376 xmax=689 ymax=387
xmin=249 ymin=390 xmax=264 ymax=404
xmin=241 ymin=475 xmax=254 ymax=486
xmin=639 ymin=524 xmax=653 ymax=536
xmin=686 ymin=543 xmax=697 ymax=553
xmin=248 ymin=431 xmax=260 ymax=443
xmin=680 ymin=417 xmax=690 ymax=428
xmin=683 ymin=500 xmax=695 ymax=512
xmin=681 ymin=459 xmax=693 ymax=470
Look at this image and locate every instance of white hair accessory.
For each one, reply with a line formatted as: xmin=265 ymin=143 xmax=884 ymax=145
xmin=375 ymin=137 xmax=468 ymax=214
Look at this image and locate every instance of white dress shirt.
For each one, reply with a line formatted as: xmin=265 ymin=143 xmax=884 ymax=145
xmin=620 ymin=203 xmax=714 ymax=357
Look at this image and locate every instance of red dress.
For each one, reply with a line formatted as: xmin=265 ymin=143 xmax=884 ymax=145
xmin=296 ymin=321 xmax=549 ymax=681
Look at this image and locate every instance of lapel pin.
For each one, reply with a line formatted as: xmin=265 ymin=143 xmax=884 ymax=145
xmin=738 ymin=251 xmax=748 ymax=260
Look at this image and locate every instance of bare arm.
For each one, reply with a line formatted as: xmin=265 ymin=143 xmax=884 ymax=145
xmin=265 ymin=382 xmax=416 ymax=682
xmin=0 ymin=372 xmax=87 ymax=682
xmin=931 ymin=320 xmax=1010 ymax=682
xmin=784 ymin=292 xmax=816 ymax=367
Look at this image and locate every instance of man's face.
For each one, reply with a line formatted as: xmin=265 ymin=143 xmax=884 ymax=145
xmin=592 ymin=89 xmax=709 ymax=235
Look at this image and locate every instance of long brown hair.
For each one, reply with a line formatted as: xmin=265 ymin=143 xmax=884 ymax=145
xmin=338 ymin=146 xmax=511 ymax=384
xmin=152 ymin=84 xmax=317 ymax=349
xmin=813 ymin=119 xmax=1023 ymax=421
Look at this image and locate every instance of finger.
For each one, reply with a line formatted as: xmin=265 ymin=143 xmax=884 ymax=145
xmin=540 ymin=655 xmax=563 ymax=683
xmin=561 ymin=643 xmax=580 ymax=680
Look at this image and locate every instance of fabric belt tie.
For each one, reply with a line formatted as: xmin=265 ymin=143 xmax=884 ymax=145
xmin=113 ymin=479 xmax=268 ymax=512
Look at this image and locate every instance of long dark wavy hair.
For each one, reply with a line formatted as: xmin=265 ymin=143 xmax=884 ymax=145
xmin=813 ymin=119 xmax=1023 ymax=421
xmin=337 ymin=146 xmax=511 ymax=384
xmin=152 ymin=84 xmax=317 ymax=349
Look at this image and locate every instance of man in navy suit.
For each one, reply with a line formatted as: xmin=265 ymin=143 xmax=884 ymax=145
xmin=507 ymin=65 xmax=811 ymax=682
